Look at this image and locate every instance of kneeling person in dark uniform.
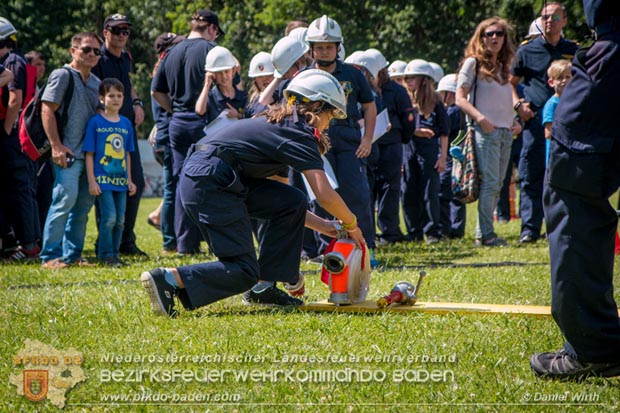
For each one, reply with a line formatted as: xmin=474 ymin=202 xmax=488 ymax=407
xmin=141 ymin=70 xmax=366 ymax=315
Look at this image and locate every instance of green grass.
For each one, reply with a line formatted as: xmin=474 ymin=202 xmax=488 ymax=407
xmin=2 ymin=198 xmax=619 ymax=412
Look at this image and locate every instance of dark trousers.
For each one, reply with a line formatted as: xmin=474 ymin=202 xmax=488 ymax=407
xmin=518 ymin=115 xmax=545 ymax=239
xmin=0 ymin=130 xmax=40 ymax=246
xmin=496 ymin=134 xmax=522 ymax=221
xmin=439 ymin=157 xmax=466 ymax=238
xmin=545 ymin=140 xmax=620 ymax=362
xmin=160 ymin=145 xmax=177 ymax=251
xmin=402 ymin=140 xmax=442 ymax=239
xmin=36 ymin=159 xmax=54 ymax=235
xmin=375 ymin=142 xmax=405 ymax=240
xmin=120 ymin=125 xmax=145 ymax=249
xmin=169 ymin=112 xmax=206 ymax=253
xmin=177 ymin=152 xmax=306 ymax=308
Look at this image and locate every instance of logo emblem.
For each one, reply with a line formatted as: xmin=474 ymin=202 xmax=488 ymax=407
xmin=23 ymin=370 xmax=48 ymax=402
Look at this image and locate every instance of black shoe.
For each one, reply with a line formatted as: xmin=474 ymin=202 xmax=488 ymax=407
xmin=140 ymin=268 xmax=178 ymax=317
xmin=518 ymin=234 xmax=537 ymax=245
xmin=242 ymin=285 xmax=303 ymax=307
xmin=120 ymin=244 xmax=148 ymax=257
xmin=101 ymin=256 xmax=125 ymax=267
xmin=530 ymin=349 xmax=620 ymax=381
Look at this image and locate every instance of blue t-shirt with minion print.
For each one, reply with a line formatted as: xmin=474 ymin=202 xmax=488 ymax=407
xmin=83 ymin=113 xmax=135 ymax=192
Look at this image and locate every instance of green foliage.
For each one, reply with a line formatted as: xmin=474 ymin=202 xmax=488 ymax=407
xmin=1 ymin=0 xmax=589 ymax=138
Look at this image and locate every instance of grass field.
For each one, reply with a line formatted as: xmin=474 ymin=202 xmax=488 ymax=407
xmin=2 ymin=197 xmax=619 ymax=412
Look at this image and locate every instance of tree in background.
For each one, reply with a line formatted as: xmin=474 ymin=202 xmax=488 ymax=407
xmin=1 ymin=0 xmax=589 ymax=137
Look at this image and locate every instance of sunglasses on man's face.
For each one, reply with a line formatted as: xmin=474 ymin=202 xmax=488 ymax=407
xmin=541 ymin=14 xmax=562 ymax=22
xmin=108 ymin=27 xmax=131 ymax=36
xmin=78 ymin=46 xmax=101 ymax=56
xmin=484 ymin=30 xmax=505 ymax=38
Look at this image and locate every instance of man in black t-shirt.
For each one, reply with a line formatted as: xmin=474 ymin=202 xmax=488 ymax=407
xmin=152 ymin=9 xmax=223 ymax=255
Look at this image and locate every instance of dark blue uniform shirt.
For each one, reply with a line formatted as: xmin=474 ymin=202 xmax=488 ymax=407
xmin=152 ymin=38 xmax=216 ymax=113
xmin=379 ymin=79 xmax=415 ymax=145
xmin=207 ymin=86 xmax=248 ymax=124
xmin=511 ymin=36 xmax=578 ymax=108
xmin=92 ymin=45 xmax=134 ymax=121
xmin=414 ymin=100 xmax=450 ymax=147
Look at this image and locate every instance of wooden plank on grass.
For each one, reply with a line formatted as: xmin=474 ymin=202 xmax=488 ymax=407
xmin=301 ymin=300 xmax=552 ymax=317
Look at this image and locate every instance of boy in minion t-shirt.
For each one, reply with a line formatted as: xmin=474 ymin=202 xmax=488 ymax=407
xmin=84 ymin=78 xmax=136 ymax=266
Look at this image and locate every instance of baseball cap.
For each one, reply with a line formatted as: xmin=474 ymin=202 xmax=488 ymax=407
xmin=154 ymin=32 xmax=185 ymax=54
xmin=192 ymin=10 xmax=225 ymax=36
xmin=104 ymin=13 xmax=132 ymax=29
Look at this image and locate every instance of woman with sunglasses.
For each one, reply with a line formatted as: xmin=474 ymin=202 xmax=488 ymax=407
xmin=455 ymin=17 xmax=522 ymax=247
xmin=141 ymin=70 xmax=366 ymax=317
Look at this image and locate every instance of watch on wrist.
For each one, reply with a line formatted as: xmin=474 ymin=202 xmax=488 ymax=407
xmin=513 ymin=100 xmax=522 ymax=111
xmin=132 ymin=98 xmax=144 ymax=108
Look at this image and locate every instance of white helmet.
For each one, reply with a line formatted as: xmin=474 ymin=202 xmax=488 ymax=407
xmin=283 ymin=69 xmax=347 ymax=119
xmin=287 ymin=27 xmax=308 ymax=45
xmin=404 ymin=59 xmax=434 ymax=79
xmin=271 ymin=36 xmax=309 ymax=79
xmin=248 ymin=51 xmax=275 ymax=78
xmin=388 ymin=60 xmax=407 ymax=78
xmin=527 ymin=17 xmax=543 ymax=39
xmin=306 ymin=15 xmax=343 ymax=43
xmin=204 ymin=46 xmax=236 ymax=72
xmin=428 ymin=62 xmax=444 ymax=83
xmin=0 ymin=17 xmax=17 ymax=41
xmin=365 ymin=49 xmax=388 ymax=72
xmin=437 ymin=73 xmax=457 ymax=93
xmin=343 ymin=50 xmax=365 ymax=66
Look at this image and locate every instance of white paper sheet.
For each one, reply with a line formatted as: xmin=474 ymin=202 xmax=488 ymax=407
xmin=360 ymin=108 xmax=391 ymax=143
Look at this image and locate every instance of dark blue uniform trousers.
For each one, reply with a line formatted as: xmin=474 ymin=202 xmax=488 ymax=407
xmin=374 ymin=142 xmax=404 ymax=240
xmin=439 ymin=157 xmax=466 ymax=238
xmin=402 ymin=140 xmax=442 ymax=239
xmin=176 ymin=153 xmax=306 ymax=309
xmin=545 ymin=140 xmax=620 ymax=362
xmin=519 ymin=114 xmax=545 ymax=239
xmin=169 ymin=112 xmax=206 ymax=253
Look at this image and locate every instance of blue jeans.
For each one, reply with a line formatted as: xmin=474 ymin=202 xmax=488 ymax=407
xmin=96 ymin=190 xmax=126 ymax=259
xmin=40 ymin=160 xmax=95 ymax=263
xmin=475 ymin=126 xmax=513 ymax=240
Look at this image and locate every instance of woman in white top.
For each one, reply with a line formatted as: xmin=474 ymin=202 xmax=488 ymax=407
xmin=456 ymin=16 xmax=522 ymax=247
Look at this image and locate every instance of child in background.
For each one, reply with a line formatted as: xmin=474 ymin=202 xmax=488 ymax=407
xmin=195 ymin=46 xmax=247 ymax=123
xmin=84 ymin=78 xmax=136 ymax=267
xmin=246 ymin=51 xmax=275 ymax=117
xmin=542 ymin=59 xmax=572 ymax=166
xmin=402 ymin=59 xmax=449 ymax=244
xmin=437 ymin=73 xmax=466 ymax=238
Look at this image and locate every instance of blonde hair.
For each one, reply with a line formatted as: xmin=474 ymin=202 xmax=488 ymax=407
xmin=406 ymin=76 xmax=438 ymax=117
xmin=264 ymin=103 xmax=331 ymax=154
xmin=461 ymin=16 xmax=515 ymax=84
xmin=547 ymin=59 xmax=571 ymax=80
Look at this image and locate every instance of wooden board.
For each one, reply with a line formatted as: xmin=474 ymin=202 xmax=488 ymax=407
xmin=301 ymin=300 xmax=552 ymax=317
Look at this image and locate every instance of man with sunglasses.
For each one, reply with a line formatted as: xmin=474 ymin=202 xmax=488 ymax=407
xmin=39 ymin=32 xmax=102 ymax=269
xmin=152 ymin=9 xmax=224 ymax=256
xmin=93 ymin=14 xmax=147 ymax=257
xmin=509 ymin=2 xmax=577 ymax=246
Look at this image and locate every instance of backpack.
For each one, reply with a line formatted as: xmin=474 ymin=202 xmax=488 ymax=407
xmin=18 ymin=67 xmax=74 ymax=162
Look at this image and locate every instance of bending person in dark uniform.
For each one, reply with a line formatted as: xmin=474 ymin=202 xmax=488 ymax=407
xmin=141 ymin=70 xmax=366 ymax=316
xmin=530 ymin=0 xmax=620 ymax=381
